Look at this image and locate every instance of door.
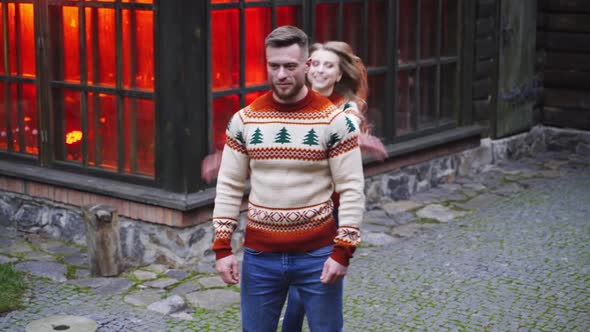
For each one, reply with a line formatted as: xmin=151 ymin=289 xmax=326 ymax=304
xmin=495 ymin=0 xmax=537 ymax=138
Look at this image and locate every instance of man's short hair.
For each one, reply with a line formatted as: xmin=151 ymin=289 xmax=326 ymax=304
xmin=265 ymin=25 xmax=309 ymax=58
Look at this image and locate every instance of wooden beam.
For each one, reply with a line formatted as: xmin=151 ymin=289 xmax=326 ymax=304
xmin=540 ymin=0 xmax=590 ymax=14
xmin=545 ymin=32 xmax=590 ymax=53
xmin=544 ymin=51 xmax=590 ymax=71
xmin=543 ymin=106 xmax=590 ymax=130
xmin=544 ymin=70 xmax=590 ymax=90
xmin=543 ymin=13 xmax=590 ymax=33
xmin=544 ymin=88 xmax=590 ymax=110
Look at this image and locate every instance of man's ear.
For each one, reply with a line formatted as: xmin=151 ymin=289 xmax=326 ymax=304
xmin=305 ymin=58 xmax=312 ymax=72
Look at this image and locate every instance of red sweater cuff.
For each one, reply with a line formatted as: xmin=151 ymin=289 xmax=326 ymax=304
xmin=215 ymin=249 xmax=233 ymax=261
xmin=331 ymin=245 xmax=355 ymax=266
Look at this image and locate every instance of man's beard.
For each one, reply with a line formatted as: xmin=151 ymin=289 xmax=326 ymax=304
xmin=270 ymin=80 xmax=305 ymax=102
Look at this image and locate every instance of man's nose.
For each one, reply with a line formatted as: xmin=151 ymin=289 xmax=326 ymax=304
xmin=277 ymin=67 xmax=288 ymax=79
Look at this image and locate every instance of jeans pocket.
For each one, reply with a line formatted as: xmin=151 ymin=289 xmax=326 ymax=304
xmin=304 ymin=245 xmax=333 ymax=258
xmin=244 ymin=247 xmax=264 ymax=256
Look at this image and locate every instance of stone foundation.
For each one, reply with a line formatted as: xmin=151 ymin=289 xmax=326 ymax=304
xmin=1 ymin=125 xmax=587 ymax=268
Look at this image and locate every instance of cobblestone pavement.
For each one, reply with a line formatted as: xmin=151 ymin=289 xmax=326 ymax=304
xmin=0 ymin=150 xmax=589 ymax=331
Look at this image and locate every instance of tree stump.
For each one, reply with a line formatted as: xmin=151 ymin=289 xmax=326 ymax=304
xmin=82 ymin=204 xmax=121 ymax=277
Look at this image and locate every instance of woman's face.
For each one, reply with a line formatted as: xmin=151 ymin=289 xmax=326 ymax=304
xmin=307 ymin=49 xmax=342 ymax=95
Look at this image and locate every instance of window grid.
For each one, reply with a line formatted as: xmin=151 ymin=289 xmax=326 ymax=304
xmin=209 ymin=0 xmax=460 ymax=152
xmin=47 ymin=0 xmax=156 ymax=178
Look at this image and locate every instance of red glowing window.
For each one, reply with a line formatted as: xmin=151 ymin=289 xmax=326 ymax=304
xmin=47 ymin=2 xmax=155 ymax=177
xmin=0 ymin=3 xmax=38 ymax=156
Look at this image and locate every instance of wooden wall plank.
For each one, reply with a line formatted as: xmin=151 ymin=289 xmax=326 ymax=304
xmin=543 ymin=14 xmax=590 ymax=33
xmin=545 ymin=32 xmax=590 ymax=53
xmin=544 ymin=88 xmax=590 ymax=110
xmin=476 ymin=17 xmax=495 ymax=37
xmin=544 ymin=51 xmax=590 ymax=71
xmin=474 ymin=59 xmax=495 ymax=79
xmin=544 ymin=70 xmax=590 ymax=90
xmin=543 ymin=107 xmax=590 ymax=129
xmin=540 ymin=0 xmax=590 ymax=14
xmin=475 ymin=37 xmax=495 ymax=60
xmin=477 ymin=0 xmax=496 ymax=18
xmin=473 ymin=78 xmax=492 ymax=100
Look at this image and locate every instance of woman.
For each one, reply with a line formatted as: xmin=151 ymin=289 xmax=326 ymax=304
xmin=281 ymin=41 xmax=386 ymax=332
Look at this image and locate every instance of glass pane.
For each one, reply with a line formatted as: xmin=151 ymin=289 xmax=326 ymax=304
xmin=63 ymin=90 xmax=82 ymax=163
xmin=0 ymin=83 xmax=5 ymax=149
xmin=213 ymin=95 xmax=239 ymax=151
xmin=367 ymin=74 xmax=385 ymax=139
xmin=440 ymin=63 xmax=456 ymax=121
xmin=61 ymin=6 xmax=81 ymax=82
xmin=121 ymin=0 xmax=154 ymax=3
xmin=396 ymin=70 xmax=415 ymax=135
xmin=212 ymin=10 xmax=239 ymax=91
xmin=442 ymin=0 xmax=458 ymax=56
xmin=124 ymin=98 xmax=154 ymax=176
xmin=87 ymin=92 xmax=118 ymax=171
xmin=419 ymin=66 xmax=436 ymax=129
xmin=368 ymin=0 xmax=387 ymax=67
xmin=343 ymin=2 xmax=363 ymax=55
xmin=85 ymin=7 xmax=116 ymax=87
xmin=421 ymin=0 xmax=437 ymax=59
xmin=399 ymin=0 xmax=416 ymax=64
xmin=122 ymin=9 xmax=155 ymax=90
xmin=276 ymin=6 xmax=301 ymax=28
xmin=245 ymin=7 xmax=271 ymax=86
xmin=9 ymin=85 xmax=18 ymax=151
xmin=315 ymin=4 xmax=338 ymax=43
xmin=245 ymin=90 xmax=267 ymax=106
xmin=7 ymin=4 xmax=35 ymax=77
xmin=0 ymin=5 xmax=4 ymax=74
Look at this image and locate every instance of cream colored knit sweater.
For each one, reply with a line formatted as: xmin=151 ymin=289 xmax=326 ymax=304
xmin=212 ymin=90 xmax=365 ymax=266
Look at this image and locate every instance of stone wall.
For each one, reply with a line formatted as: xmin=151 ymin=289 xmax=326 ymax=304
xmin=1 ymin=125 xmax=588 ymax=268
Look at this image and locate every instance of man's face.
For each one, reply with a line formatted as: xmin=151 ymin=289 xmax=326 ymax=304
xmin=266 ymin=44 xmax=308 ymax=103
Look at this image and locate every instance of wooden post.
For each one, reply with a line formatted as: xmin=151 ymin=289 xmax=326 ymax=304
xmin=82 ymin=204 xmax=121 ymax=277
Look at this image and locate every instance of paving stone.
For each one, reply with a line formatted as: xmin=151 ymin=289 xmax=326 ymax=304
xmin=133 ymin=270 xmax=158 ymax=281
xmin=0 ymin=241 xmax=33 ymax=254
xmin=22 ymin=251 xmax=56 ymax=262
xmin=144 ymin=264 xmax=169 ymax=274
xmin=452 ymin=193 xmax=502 ymax=211
xmin=185 ymin=289 xmax=240 ymax=310
xmin=165 ymin=269 xmax=189 ymax=280
xmin=144 ymin=277 xmax=177 ymax=289
xmin=69 ymin=277 xmax=134 ymax=297
xmin=170 ymin=281 xmax=201 ymax=296
xmin=74 ymin=269 xmax=90 ymax=278
xmin=147 ymin=295 xmax=187 ymax=315
xmin=42 ymin=245 xmax=81 ymax=255
xmin=416 ymin=204 xmax=467 ymax=223
xmin=197 ymin=276 xmax=227 ymax=289
xmin=362 ymin=232 xmax=399 ymax=246
xmin=490 ymin=182 xmax=524 ymax=197
xmin=124 ymin=289 xmax=165 ymax=307
xmin=15 ymin=261 xmax=67 ymax=282
xmin=0 ymin=237 xmax=13 ymax=247
xmin=0 ymin=254 xmax=18 ymax=264
xmin=381 ymin=200 xmax=424 ymax=215
xmin=169 ymin=311 xmax=194 ymax=320
xmin=63 ymin=253 xmax=88 ymax=267
xmin=392 ymin=223 xmax=437 ymax=238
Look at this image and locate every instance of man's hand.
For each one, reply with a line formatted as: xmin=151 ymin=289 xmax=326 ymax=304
xmin=216 ymin=255 xmax=240 ymax=285
xmin=320 ymin=257 xmax=348 ymax=284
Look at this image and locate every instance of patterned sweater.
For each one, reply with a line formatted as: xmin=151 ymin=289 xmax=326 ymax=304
xmin=212 ymin=90 xmax=365 ymax=266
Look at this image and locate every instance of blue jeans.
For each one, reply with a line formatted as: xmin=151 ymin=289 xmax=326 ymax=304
xmin=241 ymin=245 xmax=343 ymax=332
xmin=282 ymin=208 xmax=340 ymax=332
xmin=282 ymin=287 xmax=306 ymax=332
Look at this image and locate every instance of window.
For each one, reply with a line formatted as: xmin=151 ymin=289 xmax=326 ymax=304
xmin=0 ymin=2 xmax=37 ymax=155
xmin=209 ymin=0 xmax=460 ymax=148
xmin=0 ymin=0 xmax=156 ymax=178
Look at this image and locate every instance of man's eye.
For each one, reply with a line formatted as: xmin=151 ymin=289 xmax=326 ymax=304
xmin=312 ymin=61 xmax=319 ymax=67
xmin=286 ymin=64 xmax=297 ymax=70
xmin=326 ymin=63 xmax=333 ymax=68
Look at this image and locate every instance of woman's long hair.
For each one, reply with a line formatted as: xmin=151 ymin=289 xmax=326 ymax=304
xmin=309 ymin=41 xmax=370 ymax=132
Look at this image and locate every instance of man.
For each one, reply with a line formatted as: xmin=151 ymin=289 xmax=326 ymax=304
xmin=212 ymin=25 xmax=365 ymax=332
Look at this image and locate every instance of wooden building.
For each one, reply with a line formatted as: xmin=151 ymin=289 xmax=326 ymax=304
xmin=0 ymin=0 xmax=588 ymax=265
